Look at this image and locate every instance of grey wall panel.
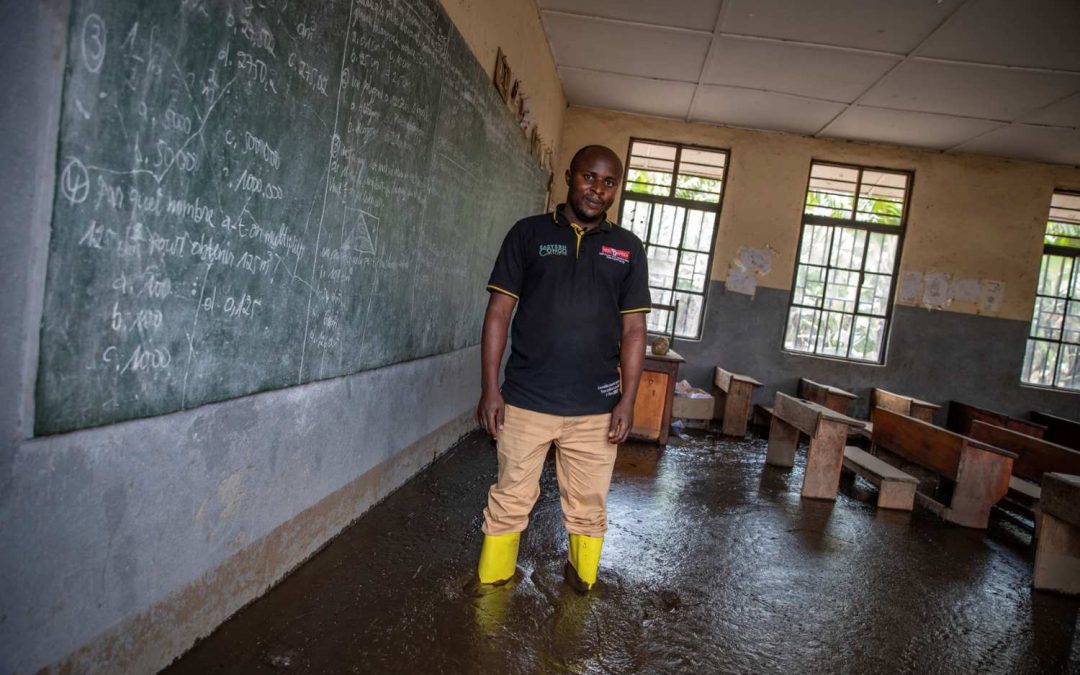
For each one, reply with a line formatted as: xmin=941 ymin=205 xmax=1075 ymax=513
xmin=672 ymin=282 xmax=1079 ymax=422
xmin=0 ymin=346 xmax=479 ymax=673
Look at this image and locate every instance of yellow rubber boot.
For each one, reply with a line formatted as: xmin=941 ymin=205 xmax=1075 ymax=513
xmin=566 ymin=533 xmax=604 ymax=592
xmin=477 ymin=532 xmax=520 ymax=585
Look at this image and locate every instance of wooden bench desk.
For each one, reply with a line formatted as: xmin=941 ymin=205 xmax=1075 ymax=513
xmin=968 ymin=420 xmax=1080 ymax=524
xmin=946 ymin=401 xmax=1046 ymax=438
xmin=872 ymin=408 xmax=1017 ymax=529
xmin=799 ymin=378 xmax=857 ymax=415
xmin=1033 ymin=473 xmax=1080 ymax=595
xmin=871 ymin=388 xmax=939 ymax=423
xmin=842 ymin=445 xmax=918 ymax=511
xmin=630 ymin=347 xmax=683 ymax=445
xmin=855 ymin=387 xmax=941 ymax=439
xmin=1030 ymin=411 xmax=1080 ymax=452
xmin=766 ymin=392 xmax=866 ymax=501
xmin=713 ymin=367 xmax=762 ymax=437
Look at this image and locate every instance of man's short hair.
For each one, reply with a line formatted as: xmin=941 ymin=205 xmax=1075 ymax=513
xmin=569 ymin=145 xmax=620 ymax=173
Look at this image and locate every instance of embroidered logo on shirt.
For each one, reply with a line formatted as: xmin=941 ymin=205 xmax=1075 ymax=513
xmin=539 ymin=243 xmax=568 ymax=257
xmin=600 ymin=245 xmax=630 ymax=264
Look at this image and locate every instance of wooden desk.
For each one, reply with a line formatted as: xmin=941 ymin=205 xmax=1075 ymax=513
xmin=798 ymin=378 xmax=857 ymax=415
xmin=713 ymin=367 xmax=763 ymax=437
xmin=630 ymin=347 xmax=683 ymax=445
xmin=766 ymin=393 xmax=866 ymax=501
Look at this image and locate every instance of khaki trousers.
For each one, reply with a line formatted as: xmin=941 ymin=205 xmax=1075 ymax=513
xmin=482 ymin=404 xmax=618 ymax=538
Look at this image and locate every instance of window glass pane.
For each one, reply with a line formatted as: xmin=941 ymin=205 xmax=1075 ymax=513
xmin=818 ymin=311 xmax=854 ymax=357
xmin=856 ymin=170 xmax=907 ymax=225
xmin=676 ymin=252 xmax=710 ymax=293
xmin=829 ymin=227 xmax=867 ymax=270
xmin=864 ymin=232 xmax=898 ymax=274
xmin=1064 ymin=300 xmax=1080 ymax=344
xmin=859 ymin=273 xmax=892 ymax=316
xmin=799 ymin=225 xmax=831 ymax=265
xmin=1031 ymin=296 xmax=1065 ymax=339
xmin=849 ymin=316 xmax=885 ymax=361
xmin=649 ymin=204 xmax=685 ymax=248
xmin=647 ymin=247 xmax=678 ymax=289
xmin=679 ymin=148 xmax=726 ymax=178
xmin=824 ymin=269 xmax=859 ymax=313
xmin=626 ymin=170 xmax=671 ymax=197
xmin=1046 ymin=191 xmax=1080 ymax=249
xmin=1038 ymin=255 xmax=1073 ymax=296
xmin=682 ymin=210 xmax=715 ymax=252
xmin=1022 ymin=339 xmax=1058 ymax=386
xmin=647 ymin=288 xmax=674 ymax=335
xmin=1055 ymin=343 xmax=1079 ymax=389
xmin=784 ymin=307 xmax=820 ymax=352
xmin=623 ymin=200 xmax=650 ymax=241
xmin=792 ymin=265 xmax=826 ymax=308
xmin=674 ymin=181 xmax=721 ymax=203
xmin=673 ymin=292 xmax=704 ymax=339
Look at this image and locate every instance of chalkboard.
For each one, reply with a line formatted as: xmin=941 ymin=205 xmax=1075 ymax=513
xmin=36 ymin=0 xmax=547 ymax=434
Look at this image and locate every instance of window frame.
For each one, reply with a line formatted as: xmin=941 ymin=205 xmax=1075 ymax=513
xmin=782 ymin=160 xmax=914 ymax=365
xmin=617 ymin=137 xmax=730 ymax=341
xmin=1020 ymin=189 xmax=1080 ymax=393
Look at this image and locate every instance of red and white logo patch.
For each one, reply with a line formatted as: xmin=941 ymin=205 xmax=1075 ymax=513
xmin=600 ymin=245 xmax=630 ymax=264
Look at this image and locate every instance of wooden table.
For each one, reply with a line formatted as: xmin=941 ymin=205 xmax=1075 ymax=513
xmin=765 ymin=392 xmax=866 ymax=501
xmin=630 ymin=347 xmax=683 ymax=445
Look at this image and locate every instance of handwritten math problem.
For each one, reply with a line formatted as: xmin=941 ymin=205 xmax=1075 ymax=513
xmin=36 ymin=0 xmax=547 ymax=435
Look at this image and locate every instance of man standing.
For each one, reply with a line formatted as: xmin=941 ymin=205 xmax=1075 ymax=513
xmin=475 ymin=145 xmax=650 ymax=593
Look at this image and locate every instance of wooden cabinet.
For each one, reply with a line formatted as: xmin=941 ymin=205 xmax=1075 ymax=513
xmin=629 ymin=348 xmax=683 ymax=445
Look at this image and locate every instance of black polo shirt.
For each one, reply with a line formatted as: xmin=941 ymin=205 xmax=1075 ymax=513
xmin=486 ymin=207 xmax=651 ymax=416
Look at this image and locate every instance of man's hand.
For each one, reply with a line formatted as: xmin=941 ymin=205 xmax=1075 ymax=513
xmin=608 ymin=398 xmax=634 ymax=444
xmin=477 ymin=388 xmax=506 ymax=438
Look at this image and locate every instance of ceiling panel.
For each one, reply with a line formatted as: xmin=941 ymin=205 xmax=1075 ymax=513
xmin=820 ymin=106 xmax=1005 ymax=150
xmin=702 ymin=37 xmax=901 ymax=103
xmin=953 ymin=124 xmax=1080 ymax=166
xmin=543 ymin=12 xmax=712 ymax=81
xmin=919 ymin=0 xmax=1080 ymax=71
xmin=692 ymin=86 xmax=846 ymax=135
xmin=719 ymin=0 xmax=965 ymax=54
xmin=860 ymin=60 xmax=1080 ymax=121
xmin=538 ymin=0 xmax=722 ymax=31
xmin=558 ymin=68 xmax=696 ymax=119
xmin=1021 ymin=92 xmax=1080 ymax=126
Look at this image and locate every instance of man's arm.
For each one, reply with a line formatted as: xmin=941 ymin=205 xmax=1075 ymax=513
xmin=477 ymin=292 xmax=517 ymax=437
xmin=608 ymin=312 xmax=647 ymax=444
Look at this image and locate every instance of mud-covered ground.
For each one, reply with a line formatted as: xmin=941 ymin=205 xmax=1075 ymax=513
xmin=165 ymin=430 xmax=1080 ymax=674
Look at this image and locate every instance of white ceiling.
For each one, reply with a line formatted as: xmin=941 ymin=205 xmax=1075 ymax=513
xmin=537 ymin=0 xmax=1080 ymax=166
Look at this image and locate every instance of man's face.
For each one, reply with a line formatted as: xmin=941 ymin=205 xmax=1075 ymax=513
xmin=565 ymin=150 xmax=622 ymax=224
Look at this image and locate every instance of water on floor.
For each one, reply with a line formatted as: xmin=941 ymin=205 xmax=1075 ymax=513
xmin=165 ymin=430 xmax=1080 ymax=674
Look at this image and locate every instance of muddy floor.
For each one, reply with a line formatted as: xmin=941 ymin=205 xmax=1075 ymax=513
xmin=164 ymin=430 xmax=1080 ymax=674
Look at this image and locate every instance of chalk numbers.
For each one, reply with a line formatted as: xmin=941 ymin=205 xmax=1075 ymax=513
xmin=81 ymin=14 xmax=106 ymax=74
xmin=60 ymin=158 xmax=90 ymax=204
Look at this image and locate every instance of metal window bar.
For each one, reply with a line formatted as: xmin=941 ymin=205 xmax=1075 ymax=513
xmin=785 ymin=161 xmax=911 ymax=363
xmin=620 ymin=139 xmax=728 ymax=341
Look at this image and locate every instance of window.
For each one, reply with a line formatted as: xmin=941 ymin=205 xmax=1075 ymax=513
xmin=783 ymin=162 xmax=910 ymax=363
xmin=619 ymin=139 xmax=728 ymax=339
xmin=1021 ymin=191 xmax=1080 ymax=391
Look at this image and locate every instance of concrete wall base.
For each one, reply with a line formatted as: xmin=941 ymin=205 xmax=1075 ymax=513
xmin=49 ymin=409 xmax=475 ymax=675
